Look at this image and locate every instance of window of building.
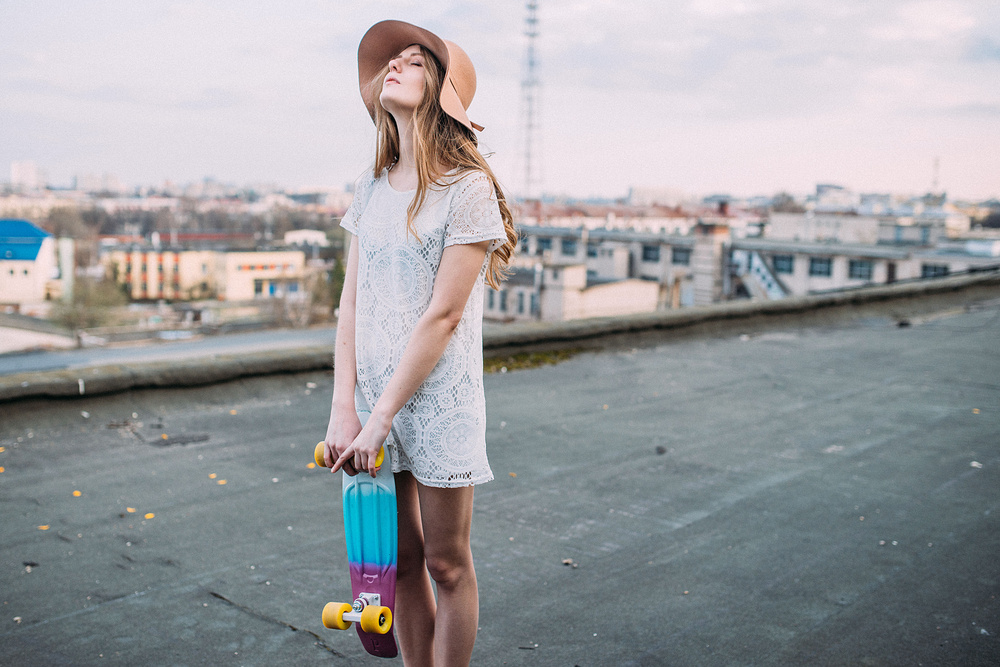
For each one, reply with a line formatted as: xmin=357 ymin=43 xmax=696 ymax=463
xmin=487 ymin=290 xmax=495 ymax=309
xmin=809 ymin=257 xmax=832 ymax=277
xmin=642 ymin=244 xmax=660 ymax=262
xmin=921 ymin=263 xmax=949 ymax=278
xmin=921 ymin=227 xmax=931 ymax=245
xmin=561 ymin=238 xmax=577 ymax=256
xmin=587 ymin=243 xmax=598 ymax=258
xmin=517 ymin=291 xmax=525 ymax=314
xmin=671 ymin=247 xmax=691 ymax=266
xmin=254 ymin=279 xmax=263 ymax=296
xmin=849 ymin=259 xmax=873 ymax=280
xmin=499 ymin=290 xmax=508 ymax=311
xmin=536 ymin=238 xmax=552 ymax=255
xmin=773 ymin=255 xmax=794 ymax=274
xmin=530 ymin=293 xmax=539 ymax=315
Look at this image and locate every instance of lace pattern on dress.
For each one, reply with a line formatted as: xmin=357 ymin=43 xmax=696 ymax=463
xmin=341 ymin=170 xmax=377 ymax=236
xmin=343 ymin=168 xmax=505 ymax=488
xmin=444 ymin=171 xmax=506 ymax=254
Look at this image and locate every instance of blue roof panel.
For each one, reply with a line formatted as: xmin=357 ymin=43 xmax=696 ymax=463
xmin=0 ymin=218 xmax=51 ymax=261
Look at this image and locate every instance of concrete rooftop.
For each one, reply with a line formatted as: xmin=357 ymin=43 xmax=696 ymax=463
xmin=1 ymin=289 xmax=999 ymax=665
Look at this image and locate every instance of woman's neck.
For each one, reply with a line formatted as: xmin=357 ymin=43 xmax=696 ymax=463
xmin=389 ymin=116 xmax=419 ymax=187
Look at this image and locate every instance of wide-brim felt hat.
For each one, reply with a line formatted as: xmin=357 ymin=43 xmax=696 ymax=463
xmin=357 ymin=19 xmax=484 ymax=132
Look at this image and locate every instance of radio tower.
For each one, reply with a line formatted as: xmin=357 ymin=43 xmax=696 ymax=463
xmin=522 ymin=1 xmax=540 ymax=202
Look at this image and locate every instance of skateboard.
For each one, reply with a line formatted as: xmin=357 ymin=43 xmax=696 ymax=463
xmin=314 ymin=410 xmax=398 ymax=658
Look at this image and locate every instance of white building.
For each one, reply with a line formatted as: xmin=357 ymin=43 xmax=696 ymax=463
xmin=485 ymin=264 xmax=660 ymax=322
xmin=731 ymin=237 xmax=1000 ymax=299
xmin=0 ymin=218 xmax=70 ymax=313
xmin=284 ymin=229 xmax=330 ymax=248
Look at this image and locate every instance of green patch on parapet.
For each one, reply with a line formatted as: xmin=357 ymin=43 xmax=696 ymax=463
xmin=484 ymin=349 xmax=582 ymax=374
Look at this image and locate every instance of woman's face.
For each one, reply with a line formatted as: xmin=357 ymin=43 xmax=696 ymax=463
xmin=379 ymin=45 xmax=427 ymax=118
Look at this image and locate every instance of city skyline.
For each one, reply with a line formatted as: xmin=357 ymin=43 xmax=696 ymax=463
xmin=2 ymin=1 xmax=999 ymax=200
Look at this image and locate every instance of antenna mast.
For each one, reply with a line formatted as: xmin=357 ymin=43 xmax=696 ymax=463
xmin=522 ymin=1 xmax=540 ymax=201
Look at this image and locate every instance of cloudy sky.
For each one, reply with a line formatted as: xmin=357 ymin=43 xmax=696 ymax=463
xmin=2 ymin=0 xmax=998 ymax=200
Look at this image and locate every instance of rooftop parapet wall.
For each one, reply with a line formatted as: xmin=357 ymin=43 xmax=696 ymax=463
xmin=2 ymin=271 xmax=998 ymax=403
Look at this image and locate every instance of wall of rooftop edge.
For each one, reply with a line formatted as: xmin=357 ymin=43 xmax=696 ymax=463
xmin=1 ymin=271 xmax=997 ymax=403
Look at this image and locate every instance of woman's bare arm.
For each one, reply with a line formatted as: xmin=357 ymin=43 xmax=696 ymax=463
xmin=324 ymin=236 xmax=363 ymax=471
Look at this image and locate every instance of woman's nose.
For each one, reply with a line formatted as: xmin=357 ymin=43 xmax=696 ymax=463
xmin=388 ymin=58 xmax=401 ymax=73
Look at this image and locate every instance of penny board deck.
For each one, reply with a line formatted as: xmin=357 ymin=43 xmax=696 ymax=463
xmin=343 ymin=411 xmax=398 ymax=657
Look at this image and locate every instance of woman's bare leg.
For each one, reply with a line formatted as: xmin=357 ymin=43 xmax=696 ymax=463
xmin=394 ymin=472 xmax=436 ymax=665
xmin=418 ymin=483 xmax=478 ymax=667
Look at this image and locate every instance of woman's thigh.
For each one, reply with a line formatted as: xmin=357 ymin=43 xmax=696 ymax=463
xmin=416 ymin=484 xmax=475 ymax=580
xmin=395 ymin=472 xmax=425 ymax=571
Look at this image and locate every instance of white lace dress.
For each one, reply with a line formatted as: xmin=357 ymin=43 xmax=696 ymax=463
xmin=340 ymin=168 xmax=506 ymax=487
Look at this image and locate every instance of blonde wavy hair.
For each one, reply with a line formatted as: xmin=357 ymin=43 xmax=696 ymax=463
xmin=365 ymin=46 xmax=517 ymax=289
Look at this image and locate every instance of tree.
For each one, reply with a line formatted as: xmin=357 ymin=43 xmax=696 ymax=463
xmin=45 ymin=207 xmax=88 ymax=238
xmin=49 ymin=276 xmax=129 ymax=331
xmin=771 ymin=193 xmax=806 ymax=213
xmin=306 ymin=260 xmax=345 ymax=324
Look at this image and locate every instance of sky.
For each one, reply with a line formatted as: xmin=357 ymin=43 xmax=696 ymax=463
xmin=2 ymin=0 xmax=999 ymax=201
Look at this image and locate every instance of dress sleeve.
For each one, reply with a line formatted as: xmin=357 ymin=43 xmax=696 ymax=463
xmin=340 ymin=170 xmax=377 ymax=235
xmin=444 ymin=171 xmax=507 ymax=253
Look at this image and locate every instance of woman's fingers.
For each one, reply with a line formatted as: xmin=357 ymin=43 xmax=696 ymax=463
xmin=353 ymin=450 xmax=381 ymax=478
xmin=331 ymin=425 xmax=384 ymax=477
xmin=332 ymin=447 xmax=357 ymax=475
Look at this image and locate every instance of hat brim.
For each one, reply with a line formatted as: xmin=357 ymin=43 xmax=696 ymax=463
xmin=357 ymin=20 xmax=481 ymax=132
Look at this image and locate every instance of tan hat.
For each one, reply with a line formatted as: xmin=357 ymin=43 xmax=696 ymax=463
xmin=357 ymin=19 xmax=484 ymax=132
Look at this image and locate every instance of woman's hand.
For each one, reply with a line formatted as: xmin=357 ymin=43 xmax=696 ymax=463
xmin=331 ymin=409 xmax=393 ymax=478
xmin=324 ymin=404 xmax=363 ymax=476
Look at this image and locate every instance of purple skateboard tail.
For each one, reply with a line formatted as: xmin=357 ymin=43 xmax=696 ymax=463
xmin=349 ymin=562 xmax=398 ymax=657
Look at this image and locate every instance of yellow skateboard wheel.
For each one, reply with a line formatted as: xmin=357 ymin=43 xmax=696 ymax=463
xmin=360 ymin=604 xmax=392 ymax=634
xmin=315 ymin=442 xmax=385 ymax=470
xmin=322 ymin=602 xmax=353 ymax=630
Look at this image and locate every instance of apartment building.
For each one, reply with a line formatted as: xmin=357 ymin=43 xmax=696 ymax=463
xmin=104 ymin=248 xmax=307 ymax=302
xmin=486 ymin=224 xmax=718 ymax=321
xmin=496 ymin=219 xmax=999 ymax=321
xmin=106 ymin=249 xmax=218 ymax=301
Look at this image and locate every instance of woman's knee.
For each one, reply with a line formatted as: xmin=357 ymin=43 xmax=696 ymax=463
xmin=424 ymin=550 xmax=473 ymax=588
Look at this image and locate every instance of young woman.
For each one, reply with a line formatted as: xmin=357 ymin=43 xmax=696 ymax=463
xmin=321 ymin=19 xmax=517 ymax=666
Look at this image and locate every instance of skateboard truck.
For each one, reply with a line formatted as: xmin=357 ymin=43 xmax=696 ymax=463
xmin=323 ymin=593 xmax=393 ymax=635
xmin=348 ymin=593 xmax=381 ymax=620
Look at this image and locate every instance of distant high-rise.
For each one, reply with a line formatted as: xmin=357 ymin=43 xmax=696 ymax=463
xmin=10 ymin=161 xmax=46 ymax=191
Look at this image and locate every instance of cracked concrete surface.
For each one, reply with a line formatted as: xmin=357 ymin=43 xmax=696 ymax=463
xmin=1 ymin=300 xmax=998 ymax=665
